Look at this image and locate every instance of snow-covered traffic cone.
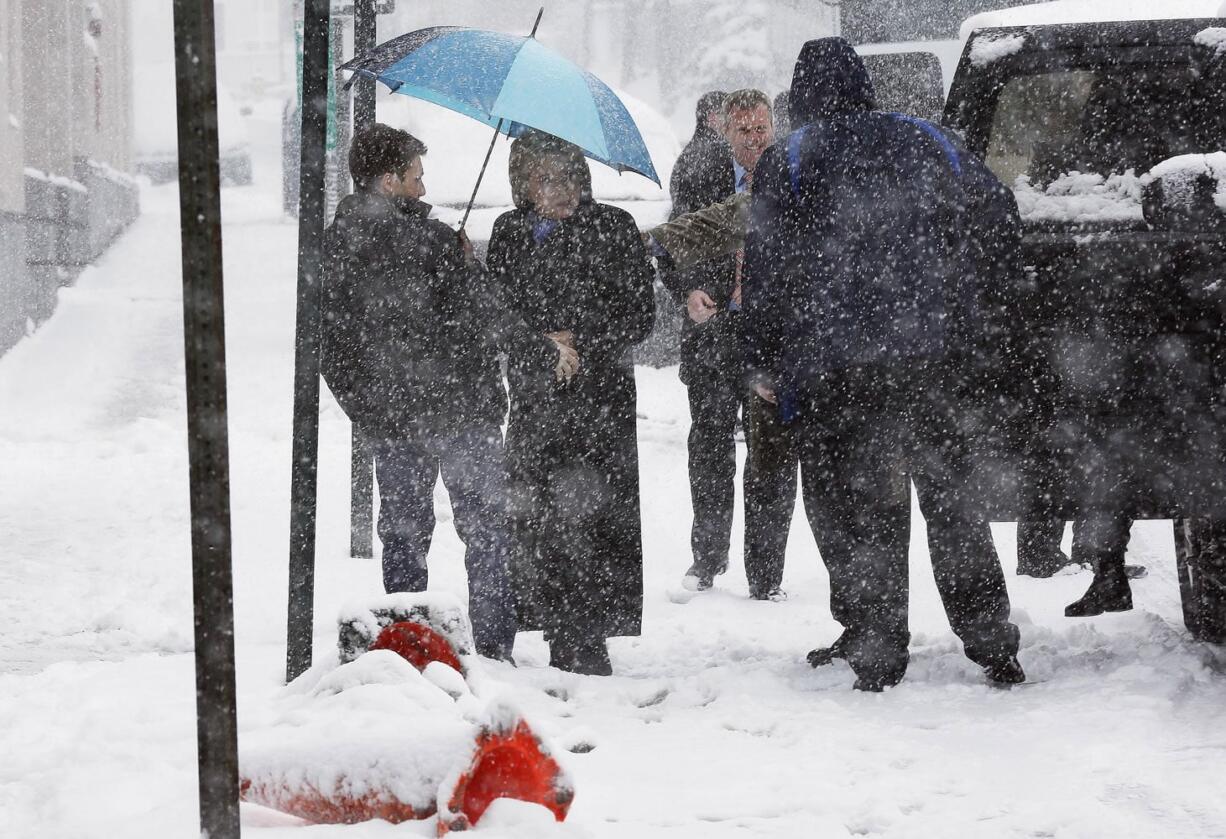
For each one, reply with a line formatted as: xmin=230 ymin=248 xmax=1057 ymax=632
xmin=369 ymin=619 xmax=465 ymax=673
xmin=240 ymin=593 xmax=574 ymax=830
xmin=338 ymin=593 xmax=476 ymax=675
xmin=438 ymin=715 xmax=574 ymax=834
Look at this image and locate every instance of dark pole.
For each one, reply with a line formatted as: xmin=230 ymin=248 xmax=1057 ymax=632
xmin=349 ymin=0 xmax=376 ymax=560
xmin=286 ymin=0 xmax=332 ymax=683
xmin=354 ymin=0 xmax=377 ymax=127
xmin=457 ymin=8 xmax=544 ymax=234
xmin=171 ymin=0 xmax=240 ymax=836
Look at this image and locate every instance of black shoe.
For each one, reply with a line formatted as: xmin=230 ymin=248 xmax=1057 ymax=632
xmin=806 ymin=633 xmax=848 ymax=668
xmin=750 ymin=586 xmax=787 ymax=602
xmin=852 ymin=671 xmax=904 ymax=692
xmin=984 ymin=656 xmax=1026 ymax=685
xmin=682 ymin=562 xmax=727 ymax=592
xmin=1065 ymin=563 xmax=1133 ymax=617
xmin=1124 ymin=564 xmax=1148 ymax=579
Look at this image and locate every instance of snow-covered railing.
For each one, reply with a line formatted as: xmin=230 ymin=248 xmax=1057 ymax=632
xmin=23 ymin=167 xmax=88 ymax=195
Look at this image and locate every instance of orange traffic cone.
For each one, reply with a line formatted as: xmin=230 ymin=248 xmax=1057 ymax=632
xmin=240 ymin=593 xmax=574 ymax=830
xmin=438 ymin=718 xmax=574 ymax=834
xmin=369 ymin=620 xmax=465 ymax=673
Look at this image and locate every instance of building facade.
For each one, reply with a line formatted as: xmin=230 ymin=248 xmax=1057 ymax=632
xmin=1 ymin=0 xmax=140 ymax=353
xmin=839 ymin=0 xmax=1046 ymax=43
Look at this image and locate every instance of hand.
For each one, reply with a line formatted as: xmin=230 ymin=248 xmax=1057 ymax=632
xmin=753 ymin=383 xmax=777 ymax=404
xmin=686 ymin=289 xmax=718 ymax=324
xmin=554 ymin=341 xmax=579 ymax=382
xmin=547 ymin=329 xmax=575 ymax=350
xmin=457 ymin=229 xmax=476 ymax=264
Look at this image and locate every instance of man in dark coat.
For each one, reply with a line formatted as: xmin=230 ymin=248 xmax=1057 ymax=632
xmin=665 ymin=89 xmax=797 ymax=601
xmin=321 ymin=123 xmax=575 ymax=660
xmin=669 ymin=91 xmax=729 ymax=221
xmin=742 ymin=39 xmax=1025 ymax=690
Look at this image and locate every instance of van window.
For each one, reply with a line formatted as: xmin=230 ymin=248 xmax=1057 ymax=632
xmin=985 ymin=63 xmax=1225 ymax=188
xmin=985 ymin=71 xmax=1095 ymax=185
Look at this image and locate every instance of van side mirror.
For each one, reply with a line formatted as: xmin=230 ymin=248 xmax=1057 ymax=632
xmin=1142 ymin=154 xmax=1226 ymax=230
xmin=859 ymin=52 xmax=946 ymax=122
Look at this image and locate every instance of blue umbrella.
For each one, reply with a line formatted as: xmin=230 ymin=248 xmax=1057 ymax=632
xmin=340 ymin=14 xmax=660 ymax=227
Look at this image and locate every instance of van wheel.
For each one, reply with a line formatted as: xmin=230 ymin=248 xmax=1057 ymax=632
xmin=1175 ymin=518 xmax=1226 ymax=643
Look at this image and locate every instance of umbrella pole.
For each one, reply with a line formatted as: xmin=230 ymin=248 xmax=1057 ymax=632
xmin=457 ymin=118 xmax=504 ymax=235
xmin=456 ymin=7 xmax=543 ymax=235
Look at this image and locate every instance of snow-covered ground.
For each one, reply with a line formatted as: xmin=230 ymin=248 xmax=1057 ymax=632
xmin=3 ymin=119 xmax=1226 ymax=839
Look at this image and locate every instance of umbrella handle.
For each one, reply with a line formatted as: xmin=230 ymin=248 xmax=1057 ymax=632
xmin=457 ymin=8 xmax=542 ymax=236
xmin=458 ymin=117 xmax=504 ymax=236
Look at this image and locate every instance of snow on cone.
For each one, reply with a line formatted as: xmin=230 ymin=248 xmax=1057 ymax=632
xmin=239 ymin=593 xmax=573 ymax=831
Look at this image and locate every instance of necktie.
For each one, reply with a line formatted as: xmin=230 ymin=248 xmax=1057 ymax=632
xmin=732 ymin=170 xmax=753 ymax=307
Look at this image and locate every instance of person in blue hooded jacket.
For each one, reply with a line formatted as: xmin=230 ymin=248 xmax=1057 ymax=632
xmin=741 ymin=38 xmax=1025 ymax=691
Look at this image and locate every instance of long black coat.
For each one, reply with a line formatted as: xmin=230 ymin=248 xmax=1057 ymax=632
xmin=321 ymin=191 xmax=554 ymax=439
xmin=486 ymin=201 xmax=656 ymax=640
xmin=665 ymin=130 xmax=740 ymax=383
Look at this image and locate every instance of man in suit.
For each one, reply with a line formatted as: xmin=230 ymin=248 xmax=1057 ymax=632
xmin=664 ymin=89 xmax=797 ymax=600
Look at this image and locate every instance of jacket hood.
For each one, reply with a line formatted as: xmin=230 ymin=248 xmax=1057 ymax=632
xmin=789 ymin=37 xmax=876 ymax=125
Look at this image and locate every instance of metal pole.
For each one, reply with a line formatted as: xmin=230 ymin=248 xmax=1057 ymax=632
xmin=349 ymin=0 xmax=377 ymax=560
xmin=286 ymin=0 xmax=332 ymax=683
xmin=170 ymin=0 xmax=240 ymax=836
xmin=353 ymin=0 xmax=377 ymax=127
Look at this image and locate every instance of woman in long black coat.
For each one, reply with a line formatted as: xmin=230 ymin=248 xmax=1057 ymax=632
xmin=486 ymin=132 xmax=656 ymax=675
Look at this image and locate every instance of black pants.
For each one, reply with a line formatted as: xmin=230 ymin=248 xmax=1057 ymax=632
xmin=744 ymin=393 xmax=799 ymax=595
xmin=371 ymin=425 xmax=516 ymax=659
xmin=795 ymin=364 xmax=1020 ymax=684
xmin=686 ymin=366 xmax=797 ymax=593
xmin=1017 ymin=518 xmax=1071 ymax=574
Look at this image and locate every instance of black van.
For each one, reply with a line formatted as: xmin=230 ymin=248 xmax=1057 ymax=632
xmin=866 ymin=18 xmax=1226 ymax=640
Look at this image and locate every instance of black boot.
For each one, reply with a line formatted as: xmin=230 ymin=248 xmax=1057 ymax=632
xmin=984 ymin=656 xmax=1026 ymax=686
xmin=1065 ymin=562 xmax=1133 ymax=617
xmin=852 ymin=670 xmax=905 ymax=692
xmin=550 ymin=636 xmax=612 ymax=676
xmin=572 ymin=638 xmax=612 ymax=676
xmin=1016 ymin=548 xmax=1077 ymax=578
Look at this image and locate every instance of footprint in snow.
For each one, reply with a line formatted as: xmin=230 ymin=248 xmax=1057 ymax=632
xmin=634 ymin=687 xmax=670 ymax=708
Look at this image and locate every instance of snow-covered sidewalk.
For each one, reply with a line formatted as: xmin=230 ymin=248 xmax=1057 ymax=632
xmin=1 ymin=182 xmax=1225 ymax=838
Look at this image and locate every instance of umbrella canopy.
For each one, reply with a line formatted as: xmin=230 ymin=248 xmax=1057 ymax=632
xmin=340 ymin=26 xmax=660 ymax=185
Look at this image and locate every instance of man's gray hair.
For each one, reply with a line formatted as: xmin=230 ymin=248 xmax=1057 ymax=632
xmin=722 ymin=88 xmax=771 ymax=117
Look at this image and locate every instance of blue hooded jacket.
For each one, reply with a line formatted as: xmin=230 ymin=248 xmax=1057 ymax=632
xmin=742 ymin=38 xmax=1020 ymax=402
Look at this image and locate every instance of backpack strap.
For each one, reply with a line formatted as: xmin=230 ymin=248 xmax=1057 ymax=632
xmin=886 ymin=112 xmax=963 ymax=177
xmin=786 ymin=125 xmax=810 ymax=196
